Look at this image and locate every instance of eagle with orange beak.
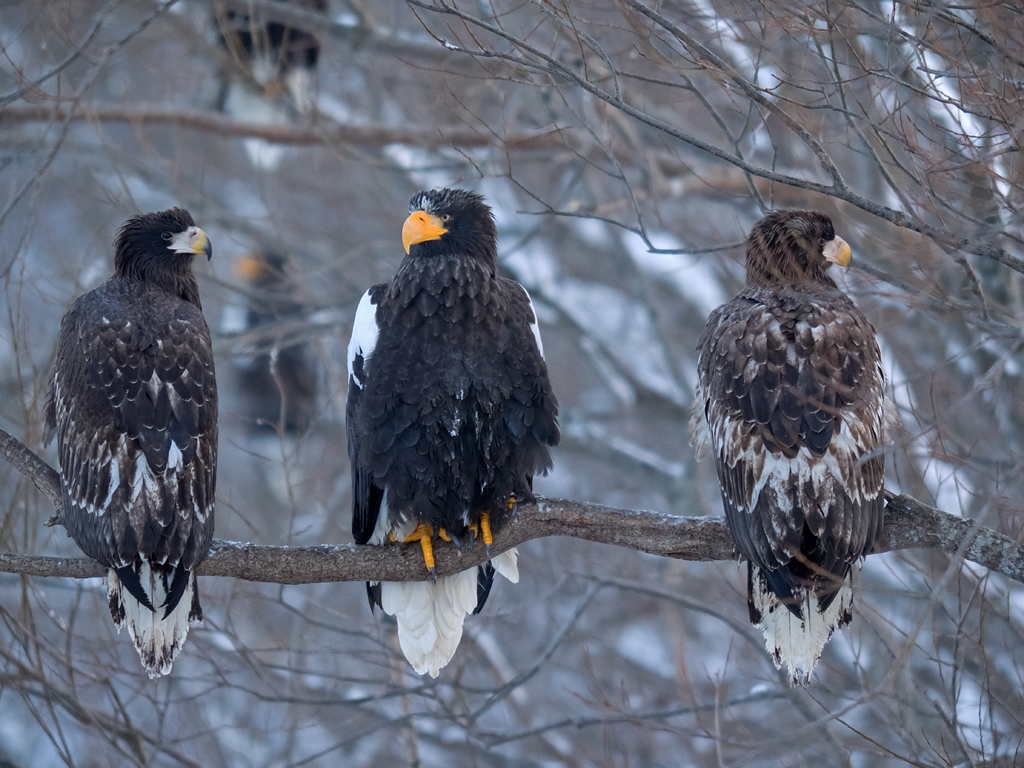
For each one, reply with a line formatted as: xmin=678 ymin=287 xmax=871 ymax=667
xmin=346 ymin=188 xmax=559 ymax=677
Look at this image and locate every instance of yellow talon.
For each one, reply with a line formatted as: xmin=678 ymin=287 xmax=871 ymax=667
xmin=508 ymin=494 xmax=516 ymax=511
xmin=438 ymin=528 xmax=452 ymax=542
xmin=466 ymin=522 xmax=480 ymax=539
xmin=480 ymin=511 xmax=493 ymax=547
xmin=403 ymin=522 xmax=437 ymax=572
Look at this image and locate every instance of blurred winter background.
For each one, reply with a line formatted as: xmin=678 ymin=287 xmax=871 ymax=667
xmin=1 ymin=1 xmax=1023 ymax=765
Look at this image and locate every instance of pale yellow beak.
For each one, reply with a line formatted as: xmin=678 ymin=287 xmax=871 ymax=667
xmin=169 ymin=226 xmax=213 ymax=260
xmin=823 ymin=235 xmax=851 ymax=268
xmin=402 ymin=210 xmax=447 ymax=254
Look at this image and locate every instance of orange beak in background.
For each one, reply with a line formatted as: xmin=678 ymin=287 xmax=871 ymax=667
xmin=234 ymin=254 xmax=264 ymax=280
xmin=402 ymin=210 xmax=448 ymax=254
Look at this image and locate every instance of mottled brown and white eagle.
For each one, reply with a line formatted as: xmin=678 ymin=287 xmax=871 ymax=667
xmin=45 ymin=208 xmax=217 ymax=678
xmin=346 ymin=188 xmax=559 ymax=677
xmin=690 ymin=210 xmax=896 ymax=685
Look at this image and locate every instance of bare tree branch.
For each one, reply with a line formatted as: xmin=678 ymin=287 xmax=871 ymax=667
xmin=0 ymin=105 xmax=567 ymax=149
xmin=405 ymin=0 xmax=1024 ymax=276
xmin=2 ymin=430 xmax=1021 ymax=586
xmin=0 ymin=427 xmax=62 ymax=510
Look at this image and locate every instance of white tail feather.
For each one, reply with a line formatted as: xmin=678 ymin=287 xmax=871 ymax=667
xmin=381 ymin=570 xmax=476 ymax=678
xmin=380 ymin=548 xmax=520 ymax=677
xmin=107 ymin=563 xmax=196 ymax=678
xmin=750 ymin=567 xmax=854 ymax=686
xmin=492 ymin=548 xmax=519 ymax=583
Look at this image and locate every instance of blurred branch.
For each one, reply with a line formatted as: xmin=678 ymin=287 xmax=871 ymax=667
xmin=0 ymin=105 xmax=567 ymax=150
xmin=2 ymin=428 xmax=1022 ymax=584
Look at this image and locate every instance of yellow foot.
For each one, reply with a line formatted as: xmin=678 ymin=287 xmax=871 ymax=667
xmin=508 ymin=494 xmax=516 ymax=511
xmin=402 ymin=522 xmax=438 ymax=574
xmin=479 ymin=511 xmax=494 ymax=547
xmin=467 ymin=508 xmax=500 ymax=545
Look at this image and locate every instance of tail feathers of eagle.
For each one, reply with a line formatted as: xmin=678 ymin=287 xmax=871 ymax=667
xmin=748 ymin=562 xmax=855 ymax=686
xmin=107 ymin=560 xmax=202 ymax=678
xmin=375 ymin=549 xmax=519 ymax=677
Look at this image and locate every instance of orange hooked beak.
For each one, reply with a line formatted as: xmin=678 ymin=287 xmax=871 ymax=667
xmin=402 ymin=210 xmax=447 ymax=254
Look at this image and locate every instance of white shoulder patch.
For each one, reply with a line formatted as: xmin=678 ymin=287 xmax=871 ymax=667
xmin=523 ymin=287 xmax=545 ymax=360
xmin=347 ymin=289 xmax=380 ymax=387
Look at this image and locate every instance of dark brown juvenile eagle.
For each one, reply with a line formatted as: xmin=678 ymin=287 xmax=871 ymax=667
xmin=690 ymin=210 xmax=895 ymax=684
xmin=346 ymin=188 xmax=559 ymax=677
xmin=45 ymin=208 xmax=217 ymax=678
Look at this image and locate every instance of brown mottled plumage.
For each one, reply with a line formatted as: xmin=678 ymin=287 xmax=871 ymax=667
xmin=690 ymin=210 xmax=896 ymax=684
xmin=45 ymin=208 xmax=217 ymax=678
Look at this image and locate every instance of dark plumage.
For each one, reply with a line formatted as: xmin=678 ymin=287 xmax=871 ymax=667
xmin=45 ymin=207 xmax=217 ymax=677
xmin=346 ymin=188 xmax=559 ymax=676
xmin=691 ymin=210 xmax=895 ymax=684
xmin=218 ymin=1 xmax=325 ymax=78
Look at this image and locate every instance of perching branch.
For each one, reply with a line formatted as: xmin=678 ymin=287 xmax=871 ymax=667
xmin=0 ymin=105 xmax=566 ymax=150
xmin=1 ymin=427 xmax=1021 ymax=585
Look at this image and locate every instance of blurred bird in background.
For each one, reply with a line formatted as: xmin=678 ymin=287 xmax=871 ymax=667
xmin=214 ymin=0 xmax=326 ymax=169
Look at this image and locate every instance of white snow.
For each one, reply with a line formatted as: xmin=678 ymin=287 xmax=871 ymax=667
xmin=621 ymin=229 xmax=730 ymax=316
xmin=616 ymin=622 xmax=675 ymax=679
xmin=382 ymin=144 xmax=452 ymax=192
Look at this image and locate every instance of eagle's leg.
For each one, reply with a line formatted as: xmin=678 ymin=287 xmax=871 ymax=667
xmin=479 ymin=512 xmax=494 ymax=547
xmin=479 ymin=511 xmax=495 ymax=559
xmin=466 ymin=506 xmax=500 ymax=556
xmin=402 ymin=522 xmax=441 ymax=580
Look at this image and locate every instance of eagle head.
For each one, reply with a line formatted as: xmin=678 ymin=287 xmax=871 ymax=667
xmin=402 ymin=188 xmax=497 ymax=264
xmin=114 ymin=207 xmax=213 ymax=279
xmin=744 ymin=210 xmax=851 ymax=287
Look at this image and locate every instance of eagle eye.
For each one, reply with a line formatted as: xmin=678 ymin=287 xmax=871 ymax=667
xmin=161 ymin=232 xmax=173 ymax=241
xmin=441 ymin=214 xmax=451 ymax=222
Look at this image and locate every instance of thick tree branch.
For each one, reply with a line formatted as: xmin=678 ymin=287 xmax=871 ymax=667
xmin=1 ymin=427 xmax=1021 ymax=585
xmin=0 ymin=105 xmax=565 ymax=150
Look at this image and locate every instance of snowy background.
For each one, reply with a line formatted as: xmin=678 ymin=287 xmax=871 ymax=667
xmin=1 ymin=1 xmax=1022 ymax=766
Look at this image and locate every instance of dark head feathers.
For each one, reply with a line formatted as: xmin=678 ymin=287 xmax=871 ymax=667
xmin=406 ymin=188 xmax=497 ymax=267
xmin=744 ymin=210 xmax=841 ymax=289
xmin=113 ymin=207 xmax=211 ymax=305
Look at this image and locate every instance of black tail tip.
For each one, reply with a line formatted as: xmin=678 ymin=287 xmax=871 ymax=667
xmin=366 ymin=581 xmax=383 ymax=613
xmin=473 ymin=562 xmax=497 ymax=615
xmin=114 ymin=564 xmax=156 ymax=613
